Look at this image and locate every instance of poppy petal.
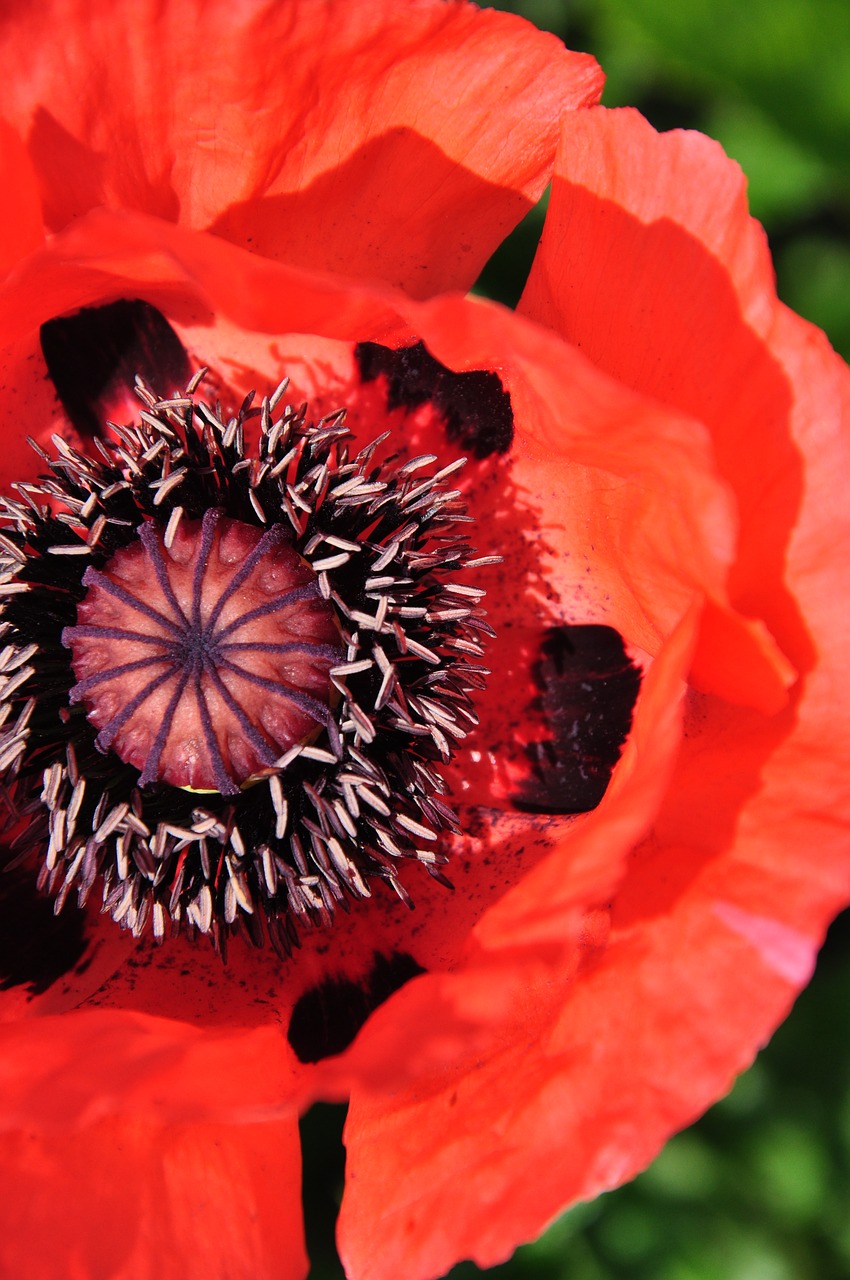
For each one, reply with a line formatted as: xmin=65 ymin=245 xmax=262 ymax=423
xmin=39 ymin=298 xmax=191 ymax=438
xmin=0 ymin=866 xmax=144 ymax=1025
xmin=0 ymin=211 xmax=735 ymax=1098
xmin=336 ymin=609 xmax=699 ymax=1280
xmin=519 ymin=107 xmax=807 ymax=682
xmin=0 ymin=1009 xmax=302 ymax=1131
xmin=0 ymin=1112 xmax=306 ymax=1280
xmin=0 ymin=119 xmax=42 ymax=277
xmin=335 ymin=117 xmax=850 ymax=1279
xmin=0 ymin=0 xmax=601 ymax=296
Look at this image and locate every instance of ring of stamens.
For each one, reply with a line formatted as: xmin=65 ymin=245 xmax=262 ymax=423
xmin=0 ymin=374 xmax=497 ymax=951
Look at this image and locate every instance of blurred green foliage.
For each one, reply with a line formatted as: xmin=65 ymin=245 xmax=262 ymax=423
xmin=483 ymin=0 xmax=850 ymax=358
xmin=301 ymin=4 xmax=850 ymax=1277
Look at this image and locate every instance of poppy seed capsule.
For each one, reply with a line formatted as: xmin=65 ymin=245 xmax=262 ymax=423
xmin=63 ymin=512 xmax=342 ymax=796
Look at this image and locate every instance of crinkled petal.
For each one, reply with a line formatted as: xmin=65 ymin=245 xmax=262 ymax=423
xmin=0 ymin=1111 xmax=306 ymax=1280
xmin=0 ymin=0 xmax=601 ymax=296
xmin=0 ymin=212 xmax=733 ymax=1123
xmin=335 ymin=111 xmax=850 ymax=1280
xmin=323 ymin=604 xmax=697 ymax=1108
xmin=337 ymin=609 xmax=697 ymax=1280
xmin=520 ymin=107 xmax=810 ymax=689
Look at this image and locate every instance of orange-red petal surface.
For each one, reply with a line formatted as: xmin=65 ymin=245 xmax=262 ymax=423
xmin=334 ymin=114 xmax=850 ymax=1279
xmin=0 ymin=51 xmax=848 ymax=1280
xmin=0 ymin=119 xmax=43 ymax=277
xmin=0 ymin=1112 xmax=306 ymax=1280
xmin=0 ymin=0 xmax=601 ymax=296
xmin=521 ymin=108 xmax=816 ymax=679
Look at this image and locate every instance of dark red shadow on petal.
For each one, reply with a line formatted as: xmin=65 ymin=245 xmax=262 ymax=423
xmin=29 ymin=106 xmax=180 ymax=231
xmin=288 ymin=951 xmax=425 ymax=1064
xmin=514 ymin=624 xmax=642 ymax=814
xmin=210 ymin=128 xmax=534 ymax=302
xmin=356 ymin=340 xmax=514 ymax=457
xmin=0 ymin=865 xmax=89 ymax=995
xmin=611 ymin=690 xmax=795 ymax=931
xmin=40 ymin=298 xmax=191 ymax=439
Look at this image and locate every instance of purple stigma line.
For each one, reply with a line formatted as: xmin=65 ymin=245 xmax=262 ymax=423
xmin=190 ymin=509 xmax=222 ymax=634
xmin=203 ymin=523 xmax=288 ymax=636
xmin=217 ymin=640 xmax=345 ymax=660
xmin=95 ymin=666 xmax=180 ymax=753
xmin=137 ymin=665 xmax=192 ymax=787
xmin=68 ymin=654 xmax=172 ymax=702
xmin=138 ymin=522 xmax=190 ymax=627
xmin=216 ymin=656 xmax=331 ymax=725
xmin=212 ymin=580 xmax=322 ymax=643
xmin=203 ymin=662 xmax=283 ymax=766
xmin=82 ymin=568 xmax=184 ymax=637
xmin=194 ymin=673 xmax=241 ymax=797
xmin=62 ymin=624 xmax=177 ymax=649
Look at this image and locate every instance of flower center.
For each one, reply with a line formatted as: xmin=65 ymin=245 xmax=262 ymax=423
xmin=62 ymin=510 xmax=342 ymax=795
xmin=1 ymin=364 xmax=501 ymax=950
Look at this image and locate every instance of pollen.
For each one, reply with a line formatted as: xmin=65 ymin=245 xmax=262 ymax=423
xmin=63 ymin=512 xmax=342 ymax=795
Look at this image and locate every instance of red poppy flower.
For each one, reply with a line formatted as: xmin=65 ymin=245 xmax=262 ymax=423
xmin=1 ymin=3 xmax=849 ymax=1280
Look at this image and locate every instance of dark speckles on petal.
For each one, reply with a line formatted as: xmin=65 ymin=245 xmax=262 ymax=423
xmin=515 ymin=624 xmax=642 ymax=815
xmin=288 ymin=951 xmax=426 ymax=1064
xmin=40 ymin=299 xmax=191 ymax=439
xmin=0 ymin=866 xmax=89 ymax=995
xmin=356 ymin=340 xmax=514 ymax=458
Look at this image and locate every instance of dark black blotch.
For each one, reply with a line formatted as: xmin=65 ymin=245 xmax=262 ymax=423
xmin=515 ymin=624 xmax=642 ymax=814
xmin=288 ymin=950 xmax=425 ymax=1064
xmin=356 ymin=340 xmax=514 ymax=458
xmin=40 ymin=299 xmax=191 ymax=439
xmin=0 ymin=866 xmax=88 ymax=995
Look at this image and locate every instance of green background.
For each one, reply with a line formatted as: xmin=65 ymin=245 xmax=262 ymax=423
xmin=302 ymin=2 xmax=850 ymax=1276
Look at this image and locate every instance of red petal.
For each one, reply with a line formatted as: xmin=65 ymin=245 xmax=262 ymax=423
xmin=0 ymin=1112 xmax=305 ymax=1280
xmin=0 ymin=1010 xmax=301 ymax=1131
xmin=321 ymin=607 xmax=696 ymax=1090
xmin=0 ymin=120 xmax=42 ymax=277
xmin=0 ymin=0 xmax=601 ymax=296
xmin=519 ymin=108 xmax=807 ymax=688
xmin=0 ymin=212 xmax=735 ymax=1114
xmin=335 ymin=120 xmax=850 ymax=1278
xmin=337 ymin=611 xmax=698 ymax=1280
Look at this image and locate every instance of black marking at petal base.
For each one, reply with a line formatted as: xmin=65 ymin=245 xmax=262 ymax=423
xmin=40 ymin=299 xmax=191 ymax=439
xmin=288 ymin=951 xmax=426 ymax=1063
xmin=0 ymin=865 xmax=88 ymax=995
xmin=356 ymin=340 xmax=514 ymax=458
xmin=515 ymin=625 xmax=642 ymax=815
